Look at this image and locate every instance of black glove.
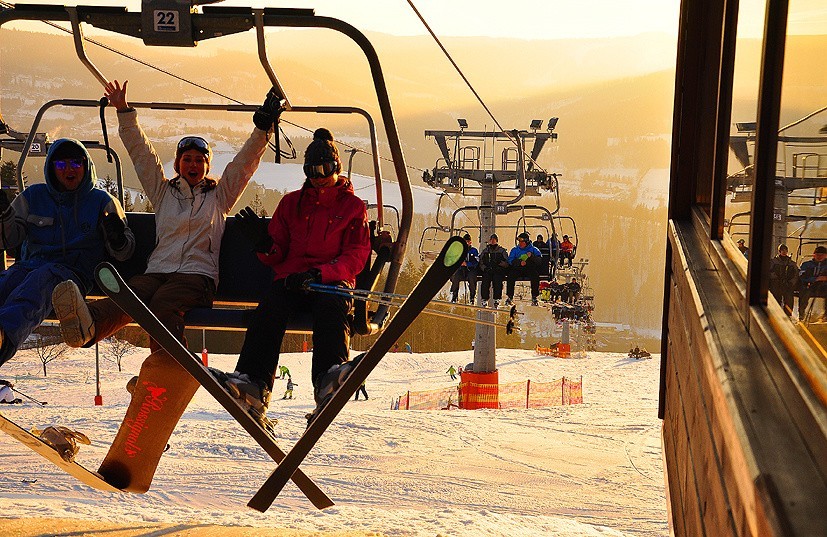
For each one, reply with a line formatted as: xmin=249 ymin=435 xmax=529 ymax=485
xmin=284 ymin=268 xmax=321 ymax=292
xmin=253 ymin=87 xmax=284 ymax=132
xmin=100 ymin=212 xmax=127 ymax=249
xmin=235 ymin=206 xmax=273 ymax=253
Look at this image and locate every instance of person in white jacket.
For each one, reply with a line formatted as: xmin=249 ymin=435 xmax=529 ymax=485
xmin=53 ymin=79 xmax=278 ymax=350
xmin=49 ymin=80 xmax=280 ymax=479
xmin=0 ymin=379 xmax=19 ymax=403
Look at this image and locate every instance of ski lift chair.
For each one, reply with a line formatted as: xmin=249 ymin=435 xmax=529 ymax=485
xmin=3 ymin=0 xmax=418 ymax=336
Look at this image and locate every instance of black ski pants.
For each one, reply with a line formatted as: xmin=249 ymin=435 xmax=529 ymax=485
xmin=235 ymin=279 xmax=352 ymax=390
xmin=480 ymin=269 xmax=505 ymax=301
xmin=450 ymin=266 xmax=477 ymax=301
xmin=506 ymin=264 xmax=540 ymax=299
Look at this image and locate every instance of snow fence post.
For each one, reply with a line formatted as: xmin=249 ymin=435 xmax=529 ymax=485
xmin=526 ymin=379 xmax=531 ymax=409
xmin=562 ymin=376 xmax=566 ymax=405
xmin=94 ymin=342 xmax=103 ymax=406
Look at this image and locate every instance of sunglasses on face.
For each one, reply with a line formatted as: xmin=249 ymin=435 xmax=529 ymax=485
xmin=303 ymin=160 xmax=338 ymax=180
xmin=177 ymin=136 xmax=210 ymax=152
xmin=53 ymin=159 xmax=85 ymax=171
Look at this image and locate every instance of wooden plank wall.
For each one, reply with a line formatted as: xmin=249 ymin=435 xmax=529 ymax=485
xmin=663 ymin=222 xmax=824 ymax=537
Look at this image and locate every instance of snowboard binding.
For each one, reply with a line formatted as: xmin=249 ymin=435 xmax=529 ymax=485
xmin=32 ymin=425 xmax=91 ymax=462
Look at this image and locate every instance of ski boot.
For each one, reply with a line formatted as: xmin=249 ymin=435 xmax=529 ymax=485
xmin=209 ymin=368 xmax=278 ymax=436
xmin=32 ymin=425 xmax=91 ymax=462
xmin=305 ymin=354 xmax=364 ymax=428
xmin=126 ymin=375 xmax=138 ymax=394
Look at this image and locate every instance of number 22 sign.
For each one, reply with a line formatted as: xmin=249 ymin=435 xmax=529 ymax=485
xmin=154 ymin=10 xmax=179 ymax=32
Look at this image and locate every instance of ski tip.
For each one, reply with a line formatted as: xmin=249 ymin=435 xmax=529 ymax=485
xmin=95 ymin=264 xmax=120 ymax=293
xmin=443 ymin=238 xmax=467 ymax=268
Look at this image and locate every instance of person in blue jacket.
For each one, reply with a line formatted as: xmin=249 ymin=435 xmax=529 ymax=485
xmin=0 ymin=138 xmax=135 ymax=367
xmin=449 ymin=233 xmax=480 ymax=303
xmin=798 ymin=245 xmax=827 ymax=322
xmin=505 ymin=232 xmax=543 ymax=306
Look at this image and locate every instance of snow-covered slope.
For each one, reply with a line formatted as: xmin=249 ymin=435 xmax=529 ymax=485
xmin=0 ymin=346 xmax=667 ymax=536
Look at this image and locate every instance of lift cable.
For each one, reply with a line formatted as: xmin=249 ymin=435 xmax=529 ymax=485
xmin=405 ymin=0 xmax=546 ymax=173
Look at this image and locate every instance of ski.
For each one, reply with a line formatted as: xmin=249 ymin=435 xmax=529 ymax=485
xmin=0 ymin=411 xmax=121 ymax=492
xmin=247 ymin=236 xmax=467 ymax=512
xmin=94 ymin=263 xmax=334 ymax=510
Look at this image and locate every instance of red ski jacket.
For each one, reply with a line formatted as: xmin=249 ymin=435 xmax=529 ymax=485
xmin=258 ymin=177 xmax=370 ymax=287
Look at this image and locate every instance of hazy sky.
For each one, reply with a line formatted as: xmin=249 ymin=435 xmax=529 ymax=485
xmin=7 ymin=0 xmax=827 ymax=40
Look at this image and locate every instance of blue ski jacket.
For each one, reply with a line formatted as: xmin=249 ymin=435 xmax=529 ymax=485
xmin=0 ymin=138 xmax=135 ymax=291
xmin=508 ymin=243 xmax=543 ymax=265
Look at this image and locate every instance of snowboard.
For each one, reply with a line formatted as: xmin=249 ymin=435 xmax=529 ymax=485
xmin=94 ymin=262 xmax=334 ymax=510
xmin=98 ymin=348 xmax=200 ymax=492
xmin=248 ymin=236 xmax=467 ymax=511
xmin=0 ymin=410 xmax=121 ymax=492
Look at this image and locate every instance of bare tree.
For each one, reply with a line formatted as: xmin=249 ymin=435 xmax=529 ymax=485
xmin=103 ymin=333 xmax=134 ymax=372
xmin=123 ymin=189 xmax=134 ymax=211
xmin=33 ymin=334 xmax=69 ymax=377
xmin=250 ymin=191 xmax=269 ymax=217
xmin=99 ymin=174 xmax=118 ymax=197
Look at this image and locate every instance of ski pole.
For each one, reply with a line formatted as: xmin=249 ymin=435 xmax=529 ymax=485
xmin=309 ymin=285 xmax=517 ymax=333
xmin=308 ymin=282 xmax=519 ymax=317
xmin=11 ymin=387 xmax=47 ymax=406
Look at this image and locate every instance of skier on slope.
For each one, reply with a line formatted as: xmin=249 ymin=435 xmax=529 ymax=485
xmin=0 ymin=379 xmax=21 ymax=404
xmin=446 ymin=365 xmax=457 ymax=380
xmin=212 ymin=127 xmax=371 ymax=426
xmin=277 ymin=365 xmax=291 ymax=379
xmin=282 ymin=378 xmax=296 ymax=400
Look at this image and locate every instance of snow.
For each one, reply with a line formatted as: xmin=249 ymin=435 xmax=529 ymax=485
xmin=0 ymin=346 xmax=668 ymax=536
xmin=208 ymin=151 xmax=445 ymax=213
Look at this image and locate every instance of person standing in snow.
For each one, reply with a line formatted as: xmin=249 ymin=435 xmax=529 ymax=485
xmin=277 ymin=365 xmax=291 ymax=379
xmin=354 ymin=381 xmax=368 ymax=401
xmin=405 ymin=342 xmax=412 ymax=354
xmin=0 ymin=138 xmax=134 ymax=368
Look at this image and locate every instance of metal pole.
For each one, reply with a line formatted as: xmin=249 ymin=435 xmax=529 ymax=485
xmin=94 ymin=342 xmax=102 ymax=405
xmin=474 ymin=172 xmax=497 ymax=372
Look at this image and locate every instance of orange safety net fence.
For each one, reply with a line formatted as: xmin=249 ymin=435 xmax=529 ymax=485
xmin=393 ymin=377 xmax=583 ymax=410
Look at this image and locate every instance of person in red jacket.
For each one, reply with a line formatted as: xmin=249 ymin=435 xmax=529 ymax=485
xmin=559 ymin=234 xmax=575 ymax=268
xmin=213 ymin=128 xmax=371 ymax=427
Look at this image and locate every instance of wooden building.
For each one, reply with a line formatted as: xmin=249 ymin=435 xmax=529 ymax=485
xmin=661 ymin=0 xmax=827 ymax=535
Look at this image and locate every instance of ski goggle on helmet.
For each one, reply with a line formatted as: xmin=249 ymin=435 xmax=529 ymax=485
xmin=303 ymin=160 xmax=339 ymax=180
xmin=177 ymin=136 xmax=210 ymax=154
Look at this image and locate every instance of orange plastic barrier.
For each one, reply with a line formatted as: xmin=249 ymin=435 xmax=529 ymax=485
xmin=458 ymin=370 xmax=500 ymax=409
xmin=535 ymin=343 xmax=571 ymax=357
xmin=394 ymin=376 xmax=583 ymax=410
